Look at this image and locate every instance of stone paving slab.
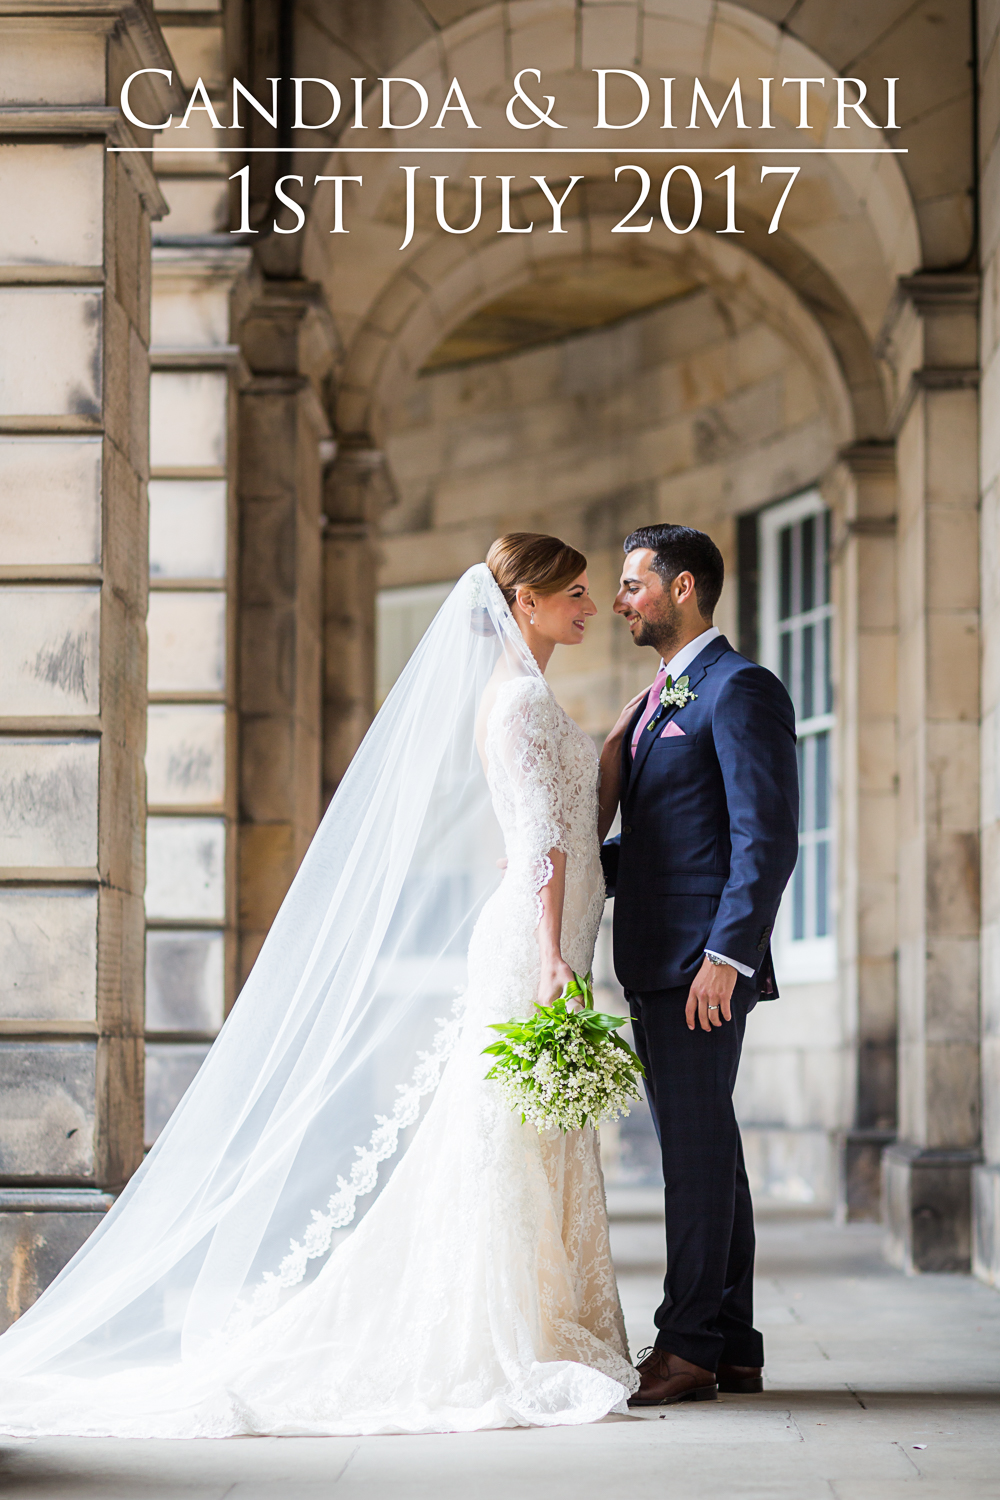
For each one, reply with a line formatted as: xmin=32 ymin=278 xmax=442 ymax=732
xmin=0 ymin=1218 xmax=998 ymax=1498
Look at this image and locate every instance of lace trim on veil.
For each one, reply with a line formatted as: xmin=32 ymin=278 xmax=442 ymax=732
xmin=220 ymin=1003 xmax=464 ymax=1341
xmin=215 ymin=570 xmax=536 ymax=1346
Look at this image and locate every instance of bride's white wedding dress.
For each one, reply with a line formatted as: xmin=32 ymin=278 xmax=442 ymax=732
xmin=0 ymin=665 xmax=637 ymax=1436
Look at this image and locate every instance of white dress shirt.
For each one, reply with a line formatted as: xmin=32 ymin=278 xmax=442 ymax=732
xmin=657 ymin=626 xmax=754 ymax=980
xmin=661 ymin=625 xmax=720 ymax=685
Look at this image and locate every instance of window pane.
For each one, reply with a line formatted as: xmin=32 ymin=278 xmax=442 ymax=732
xmin=816 ymin=840 xmax=829 ymax=938
xmin=146 ymin=704 xmax=226 ymax=807
xmin=760 ymin=496 xmax=835 ymax=958
xmin=147 ymin=592 xmax=226 ymax=693
xmin=792 ymin=856 xmax=806 ymax=940
xmin=145 ymin=816 xmax=226 ymax=920
xmin=149 ymin=480 xmax=227 ymax=579
xmin=145 ymin=930 xmax=225 ymax=1032
xmin=815 ymin=730 xmax=830 ymax=831
xmin=802 ymin=624 xmax=814 ymax=719
xmin=801 ymin=514 xmax=815 ymax=612
xmin=779 ymin=526 xmax=792 ymax=620
xmin=144 ymin=1042 xmax=210 ymax=1145
xmin=780 ymin=631 xmax=792 ymax=697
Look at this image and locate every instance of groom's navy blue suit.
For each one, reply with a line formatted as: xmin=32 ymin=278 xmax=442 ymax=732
xmin=601 ymin=634 xmax=798 ymax=1372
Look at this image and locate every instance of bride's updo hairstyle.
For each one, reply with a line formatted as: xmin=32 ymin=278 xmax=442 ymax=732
xmin=486 ymin=533 xmax=587 ymax=609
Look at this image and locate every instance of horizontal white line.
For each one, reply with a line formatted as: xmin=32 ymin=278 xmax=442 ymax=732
xmin=108 ymin=146 xmax=907 ymax=154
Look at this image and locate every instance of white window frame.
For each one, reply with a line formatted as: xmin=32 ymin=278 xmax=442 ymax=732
xmin=759 ymin=488 xmax=836 ymax=985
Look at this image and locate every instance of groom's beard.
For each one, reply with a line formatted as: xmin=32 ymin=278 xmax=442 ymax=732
xmin=632 ymin=595 xmax=684 ymax=656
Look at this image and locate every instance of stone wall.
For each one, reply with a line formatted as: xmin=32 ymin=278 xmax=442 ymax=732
xmin=0 ymin=0 xmax=180 ymax=1326
xmin=976 ymin=0 xmax=1000 ymax=1286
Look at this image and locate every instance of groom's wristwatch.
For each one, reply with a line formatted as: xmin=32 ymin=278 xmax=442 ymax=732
xmin=706 ymin=952 xmax=730 ymax=967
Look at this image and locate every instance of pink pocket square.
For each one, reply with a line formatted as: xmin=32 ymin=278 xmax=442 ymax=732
xmin=661 ymin=721 xmax=686 ymax=738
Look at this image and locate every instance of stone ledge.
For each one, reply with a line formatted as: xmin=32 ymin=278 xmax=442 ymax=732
xmin=883 ymin=1141 xmax=981 ymax=1274
xmin=0 ymin=1188 xmax=114 ymax=1211
xmin=838 ymin=1129 xmax=895 ymax=1223
xmin=973 ymin=1162 xmax=1000 ymax=1287
xmin=0 ymin=1188 xmax=114 ymax=1331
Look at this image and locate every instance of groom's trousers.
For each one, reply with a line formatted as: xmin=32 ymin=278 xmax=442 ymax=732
xmin=626 ymin=985 xmax=764 ymax=1374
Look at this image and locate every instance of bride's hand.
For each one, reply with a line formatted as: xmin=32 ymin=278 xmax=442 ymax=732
xmin=538 ymin=957 xmax=578 ymax=1010
xmin=605 ymin=689 xmax=647 ymax=748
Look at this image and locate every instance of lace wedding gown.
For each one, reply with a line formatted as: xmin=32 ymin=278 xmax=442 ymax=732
xmin=0 ymin=674 xmax=637 ymax=1437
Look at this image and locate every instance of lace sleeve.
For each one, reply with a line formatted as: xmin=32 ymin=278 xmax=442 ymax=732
xmin=487 ymin=677 xmax=567 ymax=897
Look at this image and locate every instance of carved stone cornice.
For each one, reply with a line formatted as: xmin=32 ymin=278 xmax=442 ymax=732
xmin=239 ymin=279 xmax=338 ymax=387
xmin=0 ymin=106 xmax=169 ymax=215
xmin=897 ymin=273 xmax=980 ymax=312
xmin=323 ymin=434 xmax=396 ymax=525
xmin=839 ymin=439 xmax=896 ymax=477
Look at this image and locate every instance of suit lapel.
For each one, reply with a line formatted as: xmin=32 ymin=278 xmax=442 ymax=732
xmin=620 ymin=697 xmax=648 ymax=800
xmin=629 ymin=688 xmax=676 ymax=782
xmin=624 ymin=635 xmax=733 ymax=802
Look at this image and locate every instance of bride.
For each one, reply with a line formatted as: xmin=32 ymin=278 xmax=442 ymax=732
xmin=0 ymin=533 xmax=641 ymax=1437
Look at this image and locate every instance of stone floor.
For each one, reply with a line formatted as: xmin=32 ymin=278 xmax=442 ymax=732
xmin=1 ymin=1212 xmax=998 ymax=1498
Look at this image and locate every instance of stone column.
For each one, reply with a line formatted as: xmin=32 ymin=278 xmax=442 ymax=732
xmin=880 ymin=274 xmax=982 ymax=1273
xmin=236 ymin=280 xmax=335 ymax=980
xmin=0 ymin=1 xmax=179 ymax=1322
xmin=975 ymin=0 xmax=1000 ymax=1281
xmin=144 ymin=243 xmax=249 ymax=1143
xmin=836 ymin=442 xmax=900 ymax=1220
xmin=321 ymin=440 xmax=395 ymax=808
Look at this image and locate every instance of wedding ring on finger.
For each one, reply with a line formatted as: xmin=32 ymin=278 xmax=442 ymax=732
xmin=708 ymin=1005 xmax=719 ymax=1011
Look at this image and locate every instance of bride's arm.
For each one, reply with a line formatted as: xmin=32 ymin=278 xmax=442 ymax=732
xmin=537 ymin=849 xmax=575 ymax=1007
xmin=598 ymin=691 xmax=646 ymax=843
xmin=490 ymin=679 xmax=578 ymax=1007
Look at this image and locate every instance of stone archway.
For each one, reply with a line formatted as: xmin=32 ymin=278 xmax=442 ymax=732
xmin=312 ymin=221 xmax=866 ymax=1215
xmin=298 ymin=0 xmax=923 ymax=453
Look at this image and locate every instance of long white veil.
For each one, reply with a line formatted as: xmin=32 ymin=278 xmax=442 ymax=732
xmin=0 ymin=563 xmax=542 ymax=1382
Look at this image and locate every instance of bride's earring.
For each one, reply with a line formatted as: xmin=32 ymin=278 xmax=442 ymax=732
xmin=530 ymin=612 xmax=536 ymax=625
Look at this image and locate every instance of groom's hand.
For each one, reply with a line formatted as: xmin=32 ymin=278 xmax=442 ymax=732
xmin=686 ymin=956 xmax=738 ymax=1032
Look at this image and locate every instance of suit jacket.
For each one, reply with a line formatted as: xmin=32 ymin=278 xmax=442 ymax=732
xmin=601 ymin=635 xmax=799 ymax=998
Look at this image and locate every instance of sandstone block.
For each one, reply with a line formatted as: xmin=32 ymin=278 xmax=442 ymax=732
xmin=0 ymin=289 xmax=101 ymax=420
xmin=145 ymin=816 xmax=226 ymax=922
xmin=0 ymin=1044 xmax=96 ymax=1178
xmin=0 ymin=739 xmax=98 ymax=869
xmin=0 ymin=890 xmax=98 ymax=1022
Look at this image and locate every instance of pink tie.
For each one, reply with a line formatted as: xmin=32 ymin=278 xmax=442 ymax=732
xmin=631 ymin=664 xmax=668 ymax=755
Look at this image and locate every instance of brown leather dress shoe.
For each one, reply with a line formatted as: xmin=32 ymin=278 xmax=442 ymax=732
xmin=628 ymin=1347 xmax=718 ymax=1406
xmin=716 ymin=1362 xmax=764 ymax=1394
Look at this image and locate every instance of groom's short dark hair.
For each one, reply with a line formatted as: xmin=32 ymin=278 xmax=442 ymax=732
xmin=623 ymin=525 xmax=724 ymax=619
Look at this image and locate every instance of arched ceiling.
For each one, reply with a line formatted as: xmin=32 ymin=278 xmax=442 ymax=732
xmin=421 ymin=257 xmax=700 ymax=371
xmin=333 ymin=224 xmax=855 ymax=461
xmin=286 ymin=0 xmax=971 ymax=269
xmin=295 ymin=1 xmax=927 ymax=443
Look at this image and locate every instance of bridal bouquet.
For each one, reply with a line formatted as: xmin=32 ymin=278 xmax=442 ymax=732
xmin=483 ymin=972 xmax=645 ymax=1133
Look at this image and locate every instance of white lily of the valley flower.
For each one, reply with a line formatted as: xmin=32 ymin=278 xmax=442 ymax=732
xmin=658 ymin=673 xmax=697 ymax=714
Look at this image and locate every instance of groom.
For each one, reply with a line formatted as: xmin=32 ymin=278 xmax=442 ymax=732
xmin=600 ymin=524 xmax=799 ymax=1406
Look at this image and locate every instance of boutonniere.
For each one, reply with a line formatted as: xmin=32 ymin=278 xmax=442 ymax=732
xmin=653 ymin=674 xmax=697 ymax=719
